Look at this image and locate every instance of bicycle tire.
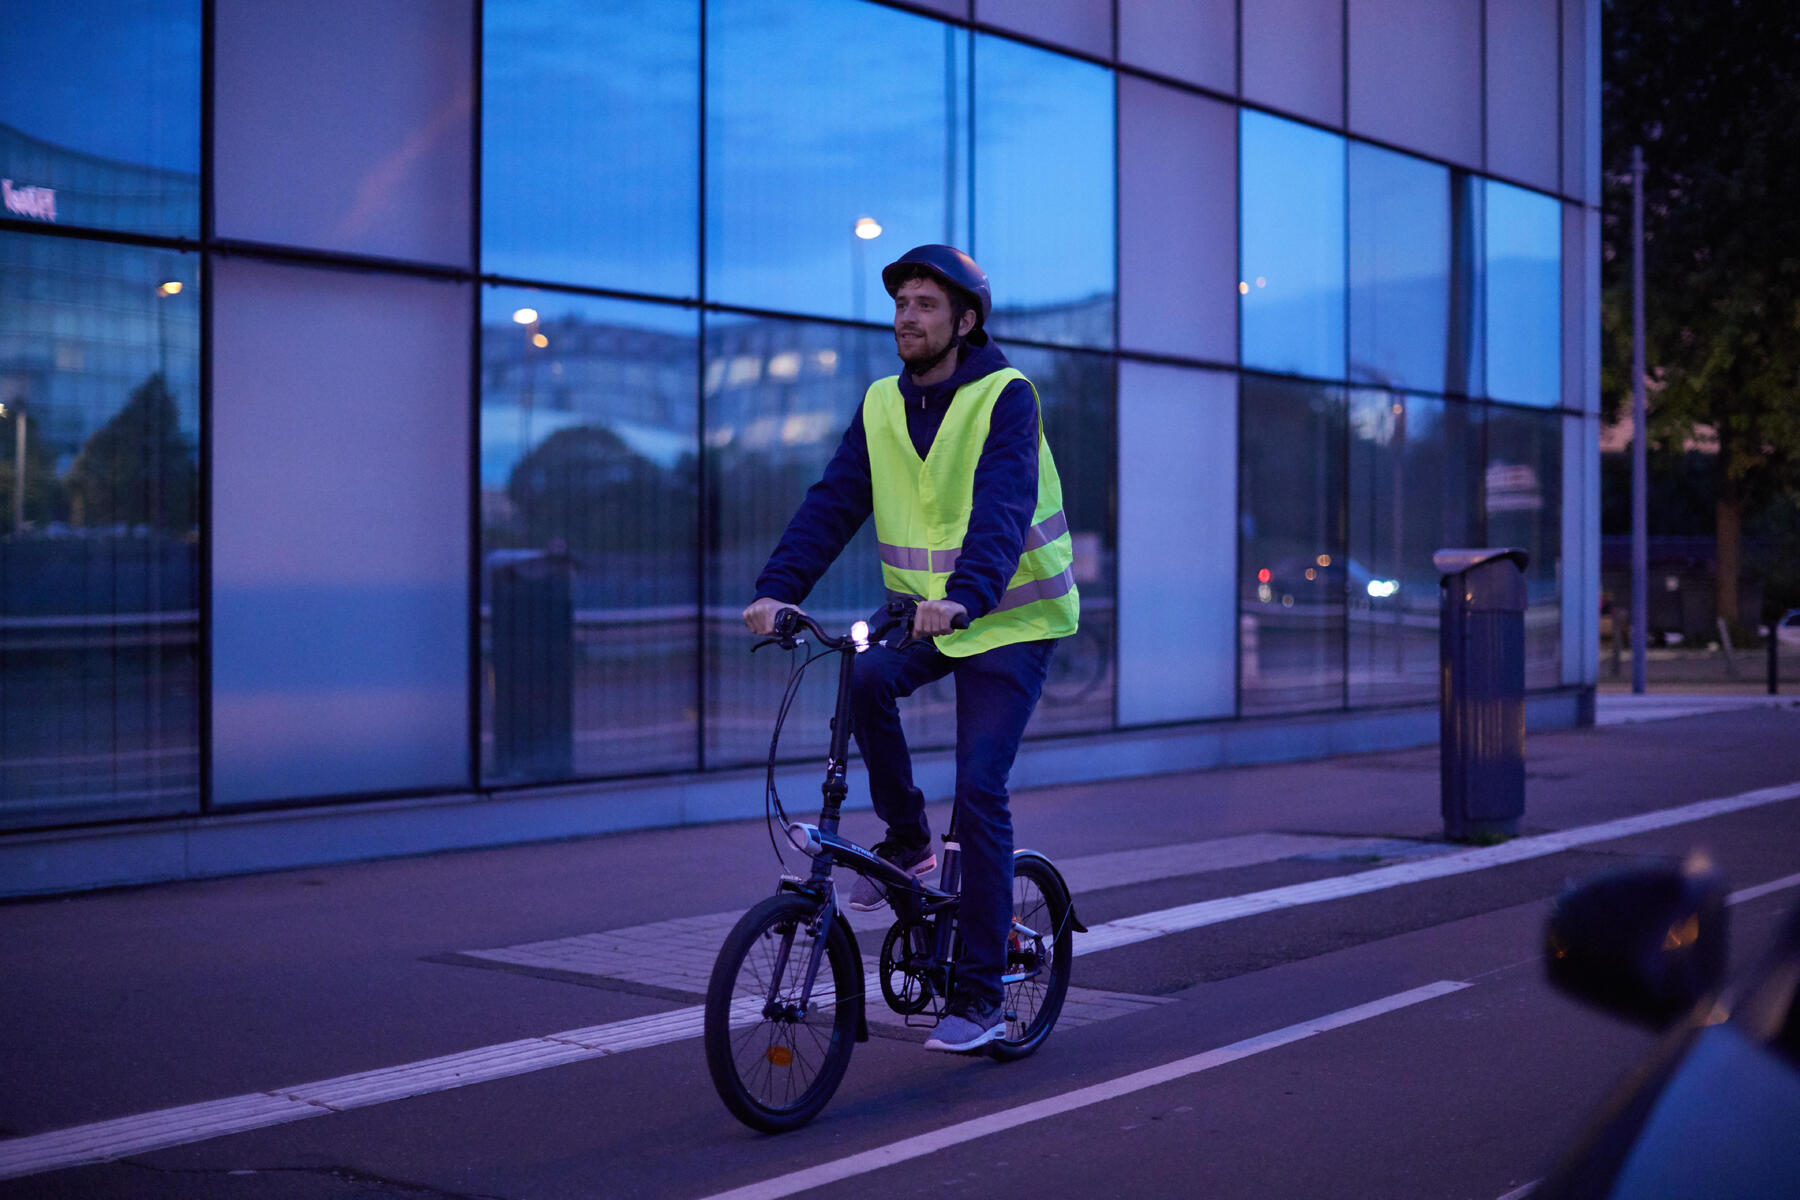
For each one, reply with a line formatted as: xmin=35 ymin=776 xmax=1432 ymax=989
xmin=989 ymin=852 xmax=1074 ymax=1061
xmin=704 ymin=893 xmax=859 ymax=1132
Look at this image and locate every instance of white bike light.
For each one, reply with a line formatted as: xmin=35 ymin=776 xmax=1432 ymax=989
xmin=850 ymin=620 xmax=870 ymax=652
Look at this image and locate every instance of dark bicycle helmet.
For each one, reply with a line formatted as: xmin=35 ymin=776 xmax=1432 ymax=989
xmin=881 ymin=244 xmax=992 ymax=342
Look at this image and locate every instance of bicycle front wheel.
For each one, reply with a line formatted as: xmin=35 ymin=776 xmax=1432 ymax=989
xmin=990 ymin=852 xmax=1074 ymax=1061
xmin=704 ymin=893 xmax=859 ymax=1132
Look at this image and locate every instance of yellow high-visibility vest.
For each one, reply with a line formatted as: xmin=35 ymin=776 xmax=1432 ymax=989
xmin=862 ymin=366 xmax=1079 ymax=657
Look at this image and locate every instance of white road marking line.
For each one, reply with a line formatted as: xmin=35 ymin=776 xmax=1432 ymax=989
xmin=4 ymin=781 xmax=1796 ymax=1182
xmin=1493 ymin=1182 xmax=1539 ymax=1200
xmin=1074 ymin=782 xmax=1800 ymax=956
xmin=1728 ymin=871 xmax=1800 ymax=906
xmin=692 ymin=980 xmax=1473 ymax=1200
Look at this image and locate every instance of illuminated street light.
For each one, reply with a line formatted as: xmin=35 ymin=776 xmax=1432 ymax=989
xmin=156 ymin=280 xmax=182 ymax=297
xmin=853 ymin=216 xmax=882 ymax=240
xmin=512 ymin=307 xmax=538 ymax=325
xmin=531 ymin=332 xmax=548 ymax=349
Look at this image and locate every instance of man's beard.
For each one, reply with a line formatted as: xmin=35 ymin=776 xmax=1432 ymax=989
xmin=897 ymin=329 xmax=958 ymax=375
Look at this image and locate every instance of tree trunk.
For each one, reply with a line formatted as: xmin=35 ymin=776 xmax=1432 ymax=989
xmin=1716 ymin=462 xmax=1743 ymax=637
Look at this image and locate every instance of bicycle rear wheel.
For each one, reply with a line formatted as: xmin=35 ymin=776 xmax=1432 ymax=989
xmin=704 ymin=893 xmax=859 ymax=1132
xmin=989 ymin=852 xmax=1074 ymax=1061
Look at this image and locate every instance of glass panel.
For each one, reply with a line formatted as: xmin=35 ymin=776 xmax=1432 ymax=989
xmin=1119 ymin=0 xmax=1235 ymax=94
xmin=1348 ymin=0 xmax=1481 ymax=167
xmin=1007 ymin=343 xmax=1115 ymax=735
xmin=975 ymin=34 xmax=1115 ymax=348
xmin=479 ymin=289 xmax=699 ymax=781
xmin=1240 ymin=375 xmax=1346 ymax=715
xmin=974 ymin=0 xmax=1111 ymax=60
xmin=1242 ymin=0 xmax=1344 ymax=126
xmin=0 ymin=233 xmax=200 ymax=829
xmin=1485 ymin=406 xmax=1562 ymax=689
xmin=0 ymin=0 xmax=200 ymax=237
xmin=484 ymin=0 xmax=699 ymax=296
xmin=1118 ymin=362 xmax=1235 ymax=725
xmin=1485 ymin=0 xmax=1560 ymax=192
xmin=703 ymin=315 xmax=894 ymax=770
xmin=702 ymin=321 xmax=1113 ymax=768
xmin=211 ymin=260 xmax=470 ymax=805
xmin=214 ymin=0 xmax=473 ymax=266
xmin=1347 ymin=391 xmax=1481 ymax=706
xmin=1118 ymin=77 xmax=1236 ymax=363
xmin=1240 ymin=111 xmax=1346 ymax=379
xmin=1484 ymin=181 xmax=1562 ymax=407
xmin=1349 ymin=143 xmax=1451 ymax=392
xmin=706 ymin=0 xmax=969 ymax=322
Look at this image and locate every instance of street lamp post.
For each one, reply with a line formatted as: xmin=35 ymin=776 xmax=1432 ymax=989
xmin=852 ymin=216 xmax=882 ymax=324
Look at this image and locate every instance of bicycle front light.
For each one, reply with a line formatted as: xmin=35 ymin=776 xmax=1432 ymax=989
xmin=850 ymin=620 xmax=870 ymax=652
xmin=786 ymin=822 xmax=824 ymax=857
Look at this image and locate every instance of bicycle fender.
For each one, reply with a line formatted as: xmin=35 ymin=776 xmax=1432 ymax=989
xmin=832 ymin=911 xmax=870 ymax=1042
xmin=1013 ymin=849 xmax=1087 ymax=933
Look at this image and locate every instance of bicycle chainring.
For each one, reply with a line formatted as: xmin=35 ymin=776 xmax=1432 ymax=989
xmin=878 ymin=918 xmax=936 ymax=1015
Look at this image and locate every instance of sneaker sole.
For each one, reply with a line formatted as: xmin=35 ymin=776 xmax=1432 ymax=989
xmin=923 ymin=1023 xmax=1005 ymax=1053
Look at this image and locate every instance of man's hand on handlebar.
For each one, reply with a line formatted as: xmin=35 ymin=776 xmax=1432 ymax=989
xmin=912 ymin=599 xmax=968 ymax=639
xmin=743 ymin=596 xmax=802 ymax=637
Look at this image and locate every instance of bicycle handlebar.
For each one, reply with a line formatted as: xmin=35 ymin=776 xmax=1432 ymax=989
xmin=762 ymin=598 xmax=967 ymax=653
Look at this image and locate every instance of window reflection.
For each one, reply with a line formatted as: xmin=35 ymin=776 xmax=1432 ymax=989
xmin=0 ymin=233 xmax=200 ymax=826
xmin=1349 ymin=144 xmax=1451 ymax=394
xmin=0 ymin=0 xmax=200 ymax=238
xmin=1241 ymin=111 xmax=1347 ymax=379
xmin=1485 ymin=406 xmax=1561 ymax=688
xmin=1348 ymin=391 xmax=1482 ymax=705
xmin=484 ymin=0 xmax=699 ymax=297
xmin=706 ymin=0 xmax=969 ymax=321
xmin=480 ymin=288 xmax=699 ymax=781
xmin=975 ymin=34 xmax=1116 ymax=348
xmin=1485 ymin=181 xmax=1561 ymax=407
xmin=1240 ymin=375 xmax=1346 ymax=715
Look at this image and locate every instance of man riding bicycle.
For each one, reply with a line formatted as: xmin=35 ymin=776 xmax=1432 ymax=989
xmin=742 ymin=244 xmax=1079 ymax=1053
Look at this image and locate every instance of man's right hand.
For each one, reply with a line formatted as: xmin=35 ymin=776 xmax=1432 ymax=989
xmin=743 ymin=596 xmax=801 ymax=637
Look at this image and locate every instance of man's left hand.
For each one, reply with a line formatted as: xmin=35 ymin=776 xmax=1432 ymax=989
xmin=912 ymin=599 xmax=968 ymax=639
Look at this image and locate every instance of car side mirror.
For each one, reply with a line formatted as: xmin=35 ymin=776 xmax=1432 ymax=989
xmin=1545 ymin=855 xmax=1729 ymax=1028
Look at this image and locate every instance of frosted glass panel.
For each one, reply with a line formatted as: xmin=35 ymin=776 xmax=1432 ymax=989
xmin=214 ymin=0 xmax=473 ymax=265
xmin=1119 ymin=78 xmax=1235 ymax=363
xmin=1348 ymin=0 xmax=1481 ymax=166
xmin=1486 ymin=0 xmax=1559 ymax=190
xmin=1119 ymin=0 xmax=1234 ymax=93
xmin=1243 ymin=0 xmax=1343 ymax=126
xmin=1118 ymin=363 xmax=1236 ymax=725
xmin=975 ymin=0 xmax=1111 ymax=59
xmin=212 ymin=259 xmax=470 ymax=804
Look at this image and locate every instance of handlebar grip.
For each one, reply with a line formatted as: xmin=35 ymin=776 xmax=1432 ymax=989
xmin=950 ymin=612 xmax=970 ymax=630
xmin=773 ymin=607 xmax=800 ymax=637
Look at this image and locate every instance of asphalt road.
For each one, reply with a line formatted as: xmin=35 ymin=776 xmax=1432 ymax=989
xmin=1 ymin=701 xmax=1797 ymax=1199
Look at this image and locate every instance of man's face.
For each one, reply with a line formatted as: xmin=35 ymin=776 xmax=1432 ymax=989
xmin=892 ymin=277 xmax=970 ymax=371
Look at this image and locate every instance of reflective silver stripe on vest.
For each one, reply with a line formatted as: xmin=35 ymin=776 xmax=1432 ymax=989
xmin=993 ymin=565 xmax=1077 ymax=614
xmin=878 ymin=511 xmax=1068 ymax=576
xmin=1021 ymin=509 xmax=1069 ymax=552
xmin=878 ymin=542 xmax=931 ymax=572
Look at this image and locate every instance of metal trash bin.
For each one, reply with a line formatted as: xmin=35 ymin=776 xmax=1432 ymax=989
xmin=491 ymin=550 xmax=574 ymax=780
xmin=1436 ymin=548 xmax=1529 ymax=840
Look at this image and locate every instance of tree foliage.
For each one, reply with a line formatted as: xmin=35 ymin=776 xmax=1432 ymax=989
xmin=1602 ymin=0 xmax=1800 ymax=621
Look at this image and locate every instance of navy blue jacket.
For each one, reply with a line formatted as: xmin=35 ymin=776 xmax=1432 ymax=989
xmin=754 ymin=339 xmax=1039 ymax=619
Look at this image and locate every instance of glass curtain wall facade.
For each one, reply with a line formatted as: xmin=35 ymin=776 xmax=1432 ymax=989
xmin=1 ymin=0 xmax=1596 ymax=837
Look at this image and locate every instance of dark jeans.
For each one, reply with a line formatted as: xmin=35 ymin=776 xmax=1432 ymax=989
xmin=849 ymin=636 xmax=1056 ymax=1014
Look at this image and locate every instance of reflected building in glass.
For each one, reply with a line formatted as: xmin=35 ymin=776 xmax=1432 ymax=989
xmin=0 ymin=0 xmax=1603 ymax=893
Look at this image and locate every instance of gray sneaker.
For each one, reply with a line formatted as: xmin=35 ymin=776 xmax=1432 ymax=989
xmin=847 ymin=839 xmax=936 ymax=912
xmin=924 ymin=1003 xmax=1005 ymax=1052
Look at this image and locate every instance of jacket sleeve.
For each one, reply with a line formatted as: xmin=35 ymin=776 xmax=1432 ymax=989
xmin=753 ymin=406 xmax=874 ymax=604
xmin=943 ymin=378 xmax=1039 ymax=619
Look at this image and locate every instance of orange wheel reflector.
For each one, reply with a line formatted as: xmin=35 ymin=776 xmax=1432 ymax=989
xmin=765 ymin=1046 xmax=793 ymax=1067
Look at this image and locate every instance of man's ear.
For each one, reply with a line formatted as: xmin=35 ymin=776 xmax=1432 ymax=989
xmin=958 ymin=309 xmax=978 ymax=338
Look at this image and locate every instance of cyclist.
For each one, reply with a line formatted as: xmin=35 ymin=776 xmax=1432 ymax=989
xmin=742 ymin=244 xmax=1079 ymax=1053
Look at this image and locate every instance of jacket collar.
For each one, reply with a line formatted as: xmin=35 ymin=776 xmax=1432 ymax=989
xmin=895 ymin=339 xmax=1012 ymax=410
